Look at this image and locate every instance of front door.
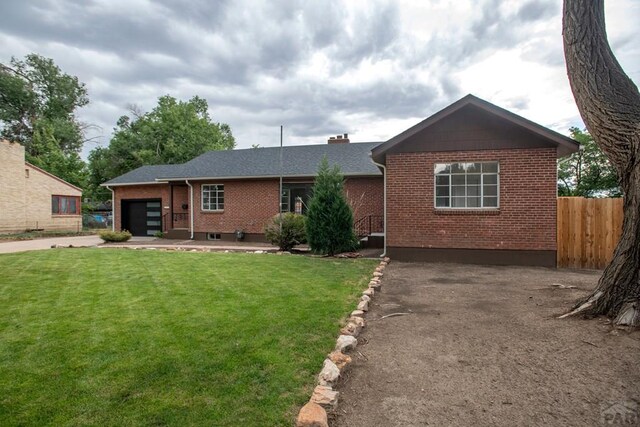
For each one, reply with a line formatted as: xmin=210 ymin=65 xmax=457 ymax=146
xmin=122 ymin=200 xmax=162 ymax=236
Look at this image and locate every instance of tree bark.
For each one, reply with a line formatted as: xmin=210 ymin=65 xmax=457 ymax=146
xmin=562 ymin=0 xmax=640 ymax=326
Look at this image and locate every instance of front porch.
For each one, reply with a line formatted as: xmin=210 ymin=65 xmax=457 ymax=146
xmin=161 ymin=184 xmax=189 ymax=239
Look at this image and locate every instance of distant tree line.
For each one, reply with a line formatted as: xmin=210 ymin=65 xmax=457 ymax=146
xmin=0 ymin=53 xmax=235 ymax=203
xmin=1 ymin=53 xmax=619 ymax=204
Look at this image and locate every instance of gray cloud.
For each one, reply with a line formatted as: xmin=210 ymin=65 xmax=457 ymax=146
xmin=0 ymin=0 xmax=636 ymax=158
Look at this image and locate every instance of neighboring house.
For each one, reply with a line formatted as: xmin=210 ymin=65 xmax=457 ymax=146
xmin=103 ymin=94 xmax=579 ymax=266
xmin=0 ymin=140 xmax=83 ymax=233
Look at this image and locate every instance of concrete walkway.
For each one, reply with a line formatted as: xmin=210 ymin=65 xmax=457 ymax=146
xmin=0 ymin=235 xmax=103 ymax=254
xmin=0 ymin=235 xmax=382 ymax=257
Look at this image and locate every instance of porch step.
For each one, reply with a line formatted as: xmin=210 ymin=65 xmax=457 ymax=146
xmin=164 ymin=229 xmax=190 ymax=240
xmin=359 ymin=234 xmax=384 ymax=249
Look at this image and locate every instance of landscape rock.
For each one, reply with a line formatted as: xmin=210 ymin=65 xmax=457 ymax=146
xmin=296 ymin=402 xmax=328 ymax=427
xmin=310 ymin=385 xmax=339 ymax=411
xmin=383 ymin=256 xmax=391 ymax=263
xmin=357 ymin=300 xmax=369 ymax=311
xmin=375 ymin=266 xmax=383 ymax=273
xmin=350 ymin=310 xmax=365 ymax=318
xmin=340 ymin=321 xmax=362 ymax=337
xmin=373 ymin=271 xmax=383 ymax=278
xmin=369 ymin=282 xmax=382 ymax=291
xmin=328 ymin=350 xmax=352 ymax=370
xmin=362 ymin=288 xmax=374 ymax=297
xmin=360 ymin=294 xmax=371 ymax=303
xmin=254 ymin=250 xmax=265 ymax=254
xmin=368 ymin=280 xmax=379 ymax=287
xmin=335 ymin=335 xmax=358 ymax=352
xmin=318 ymin=359 xmax=340 ymax=386
xmin=348 ymin=316 xmax=366 ymax=329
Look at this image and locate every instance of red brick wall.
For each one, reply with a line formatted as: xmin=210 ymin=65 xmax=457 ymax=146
xmin=113 ymin=185 xmax=170 ymax=231
xmin=192 ymin=180 xmax=280 ymax=234
xmin=386 ymin=148 xmax=557 ymax=250
xmin=113 ymin=176 xmax=384 ymax=237
xmin=171 ymin=185 xmax=189 ymax=229
xmin=344 ymin=177 xmax=384 ymax=221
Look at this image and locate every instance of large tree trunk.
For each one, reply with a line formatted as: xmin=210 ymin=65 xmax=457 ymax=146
xmin=562 ymin=0 xmax=640 ymax=326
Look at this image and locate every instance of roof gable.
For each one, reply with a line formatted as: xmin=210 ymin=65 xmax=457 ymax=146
xmin=371 ymin=94 xmax=579 ymax=163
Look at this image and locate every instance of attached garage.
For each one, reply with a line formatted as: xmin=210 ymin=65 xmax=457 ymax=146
xmin=121 ymin=199 xmax=162 ymax=236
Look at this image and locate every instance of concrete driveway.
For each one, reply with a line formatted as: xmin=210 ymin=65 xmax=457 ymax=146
xmin=333 ymin=262 xmax=640 ymax=427
xmin=0 ymin=235 xmax=103 ymax=254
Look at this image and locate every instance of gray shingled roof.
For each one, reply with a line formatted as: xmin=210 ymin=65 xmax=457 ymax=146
xmin=102 ymin=164 xmax=181 ymax=185
xmin=102 ymin=142 xmax=382 ymax=185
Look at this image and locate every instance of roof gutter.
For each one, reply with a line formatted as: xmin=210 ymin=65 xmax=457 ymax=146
xmin=100 ymin=181 xmax=165 ymax=187
xmin=371 ymin=159 xmax=387 ymax=258
xmin=105 ymin=185 xmax=115 ymax=232
xmin=186 ymin=180 xmax=194 ymax=239
xmin=154 ymin=172 xmax=382 ymax=182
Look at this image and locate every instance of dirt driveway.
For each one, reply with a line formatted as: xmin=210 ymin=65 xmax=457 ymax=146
xmin=334 ymin=263 xmax=640 ymax=427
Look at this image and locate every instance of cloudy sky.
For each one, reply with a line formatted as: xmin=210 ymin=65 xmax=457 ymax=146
xmin=1 ymin=0 xmax=638 ymax=158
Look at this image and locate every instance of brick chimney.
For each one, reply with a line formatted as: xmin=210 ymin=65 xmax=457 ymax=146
xmin=328 ymin=133 xmax=350 ymax=144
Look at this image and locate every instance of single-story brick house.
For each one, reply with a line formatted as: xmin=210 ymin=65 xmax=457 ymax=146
xmin=103 ymin=94 xmax=578 ymax=266
xmin=0 ymin=139 xmax=83 ymax=233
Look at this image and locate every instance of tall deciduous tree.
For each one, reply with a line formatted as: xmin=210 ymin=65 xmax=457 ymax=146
xmin=562 ymin=0 xmax=640 ymax=326
xmin=0 ymin=54 xmax=89 ymax=187
xmin=558 ymin=127 xmax=620 ymax=197
xmin=0 ymin=54 xmax=88 ymax=153
xmin=306 ymin=157 xmax=358 ymax=256
xmin=88 ymin=95 xmax=235 ymax=199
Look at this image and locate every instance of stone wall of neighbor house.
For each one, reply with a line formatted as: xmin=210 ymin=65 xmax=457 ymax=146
xmin=113 ymin=185 xmax=171 ymax=232
xmin=0 ymin=140 xmax=27 ymax=233
xmin=25 ymin=165 xmax=82 ymax=231
xmin=386 ymin=148 xmax=557 ymax=265
xmin=344 ymin=177 xmax=384 ymax=222
xmin=0 ymin=140 xmax=82 ymax=233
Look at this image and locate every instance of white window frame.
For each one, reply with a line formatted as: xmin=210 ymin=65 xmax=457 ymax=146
xmin=280 ymin=188 xmax=290 ymax=213
xmin=433 ymin=162 xmax=500 ymax=209
xmin=201 ymin=184 xmax=224 ymax=211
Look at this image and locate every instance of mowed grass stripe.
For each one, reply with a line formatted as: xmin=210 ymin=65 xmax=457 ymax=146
xmin=0 ymin=249 xmax=376 ymax=426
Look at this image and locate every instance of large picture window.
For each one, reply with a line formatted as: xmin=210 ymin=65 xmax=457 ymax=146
xmin=52 ymin=196 xmax=80 ymax=215
xmin=434 ymin=162 xmax=499 ymax=208
xmin=202 ymin=184 xmax=224 ymax=211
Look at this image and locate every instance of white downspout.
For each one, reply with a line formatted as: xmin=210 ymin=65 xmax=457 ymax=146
xmin=106 ymin=185 xmax=115 ymax=231
xmin=186 ymin=180 xmax=194 ymax=240
xmin=371 ymin=160 xmax=387 ymax=258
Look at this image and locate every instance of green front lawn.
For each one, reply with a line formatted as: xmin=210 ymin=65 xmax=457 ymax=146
xmin=0 ymin=249 xmax=375 ymax=426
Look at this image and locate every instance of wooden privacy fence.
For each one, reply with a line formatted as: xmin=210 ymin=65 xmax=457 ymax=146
xmin=557 ymin=197 xmax=624 ymax=269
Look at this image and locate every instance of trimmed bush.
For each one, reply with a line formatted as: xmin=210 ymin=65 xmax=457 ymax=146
xmin=306 ymin=157 xmax=358 ymax=256
xmin=264 ymin=213 xmax=306 ymax=251
xmin=98 ymin=230 xmax=132 ymax=242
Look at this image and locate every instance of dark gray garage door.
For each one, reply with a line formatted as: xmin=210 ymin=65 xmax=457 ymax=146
xmin=121 ymin=200 xmax=162 ymax=236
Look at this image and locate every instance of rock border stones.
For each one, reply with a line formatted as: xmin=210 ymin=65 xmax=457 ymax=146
xmin=295 ymin=256 xmax=390 ymax=427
